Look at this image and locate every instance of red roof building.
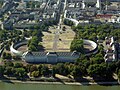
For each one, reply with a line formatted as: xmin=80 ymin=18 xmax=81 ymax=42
xmin=96 ymin=14 xmax=113 ymax=19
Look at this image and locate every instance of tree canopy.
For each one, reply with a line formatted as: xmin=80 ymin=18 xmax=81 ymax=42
xmin=70 ymin=39 xmax=84 ymax=53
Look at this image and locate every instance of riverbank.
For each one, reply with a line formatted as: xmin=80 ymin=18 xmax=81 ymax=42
xmin=0 ymin=79 xmax=120 ymax=86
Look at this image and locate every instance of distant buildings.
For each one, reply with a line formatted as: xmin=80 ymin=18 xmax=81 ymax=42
xmin=2 ymin=0 xmax=60 ymax=29
xmin=1 ymin=0 xmax=120 ymax=30
xmin=104 ymin=37 xmax=117 ymax=62
xmin=0 ymin=0 xmax=16 ymax=17
xmin=64 ymin=0 xmax=120 ymax=25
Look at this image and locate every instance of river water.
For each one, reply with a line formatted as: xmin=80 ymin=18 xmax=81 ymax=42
xmin=0 ymin=82 xmax=120 ymax=90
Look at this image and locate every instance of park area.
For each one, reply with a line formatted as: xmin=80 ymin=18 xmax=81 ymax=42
xmin=41 ymin=25 xmax=75 ymax=52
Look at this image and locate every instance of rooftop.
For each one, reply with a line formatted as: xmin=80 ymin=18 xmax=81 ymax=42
xmin=25 ymin=51 xmax=80 ymax=57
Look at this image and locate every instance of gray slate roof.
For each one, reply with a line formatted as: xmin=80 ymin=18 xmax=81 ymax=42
xmin=25 ymin=51 xmax=80 ymax=57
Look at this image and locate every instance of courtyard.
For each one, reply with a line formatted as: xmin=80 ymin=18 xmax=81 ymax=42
xmin=41 ymin=25 xmax=75 ymax=52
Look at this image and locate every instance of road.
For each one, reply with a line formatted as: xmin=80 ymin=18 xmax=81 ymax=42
xmin=53 ymin=14 xmax=62 ymax=52
xmin=63 ymin=0 xmax=67 ymax=11
xmin=44 ymin=0 xmax=51 ymax=12
xmin=52 ymin=0 xmax=67 ymax=52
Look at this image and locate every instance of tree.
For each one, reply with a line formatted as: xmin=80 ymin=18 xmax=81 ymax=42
xmin=88 ymin=33 xmax=97 ymax=41
xmin=5 ymin=43 xmax=11 ymax=51
xmin=2 ymin=52 xmax=12 ymax=59
xmin=105 ymin=1 xmax=111 ymax=5
xmin=25 ymin=64 xmax=32 ymax=72
xmin=28 ymin=36 xmax=39 ymax=51
xmin=118 ymin=70 xmax=120 ymax=82
xmin=53 ymin=63 xmax=70 ymax=76
xmin=71 ymin=65 xmax=83 ymax=78
xmin=12 ymin=56 xmax=21 ymax=60
xmin=32 ymin=30 xmax=42 ymax=39
xmin=4 ymin=67 xmax=14 ymax=76
xmin=28 ymin=45 xmax=38 ymax=51
xmin=105 ymin=63 xmax=116 ymax=79
xmin=4 ymin=61 xmax=14 ymax=67
xmin=30 ymin=65 xmax=38 ymax=72
xmin=87 ymin=64 xmax=106 ymax=77
xmin=76 ymin=24 xmax=83 ymax=29
xmin=0 ymin=65 xmax=4 ymax=77
xmin=41 ymin=66 xmax=50 ymax=76
xmin=63 ymin=19 xmax=74 ymax=26
xmin=14 ymin=63 xmax=23 ymax=68
xmin=70 ymin=39 xmax=84 ymax=53
xmin=98 ymin=45 xmax=105 ymax=56
xmin=38 ymin=64 xmax=42 ymax=72
xmin=90 ymin=53 xmax=104 ymax=64
xmin=62 ymin=26 xmax=66 ymax=31
xmin=15 ymin=68 xmax=27 ymax=79
xmin=31 ymin=71 xmax=40 ymax=77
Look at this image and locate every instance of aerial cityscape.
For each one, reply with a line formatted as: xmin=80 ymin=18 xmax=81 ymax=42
xmin=0 ymin=0 xmax=120 ymax=90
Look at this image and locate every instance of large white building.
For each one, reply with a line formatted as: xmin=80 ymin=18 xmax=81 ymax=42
xmin=22 ymin=51 xmax=80 ymax=63
xmin=10 ymin=40 xmax=98 ymax=64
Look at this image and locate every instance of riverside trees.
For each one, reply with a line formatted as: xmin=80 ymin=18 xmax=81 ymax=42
xmin=0 ymin=58 xmax=119 ymax=81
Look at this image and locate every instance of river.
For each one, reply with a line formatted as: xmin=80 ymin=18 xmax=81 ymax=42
xmin=0 ymin=82 xmax=120 ymax=90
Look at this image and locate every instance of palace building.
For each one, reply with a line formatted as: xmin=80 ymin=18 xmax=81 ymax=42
xmin=22 ymin=51 xmax=80 ymax=64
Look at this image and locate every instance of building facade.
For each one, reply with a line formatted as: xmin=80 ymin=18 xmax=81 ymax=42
xmin=22 ymin=51 xmax=80 ymax=64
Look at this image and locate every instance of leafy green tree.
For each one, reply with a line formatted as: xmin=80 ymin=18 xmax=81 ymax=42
xmin=53 ymin=63 xmax=70 ymax=76
xmin=0 ymin=66 xmax=4 ymax=77
xmin=41 ymin=66 xmax=50 ymax=76
xmin=25 ymin=64 xmax=32 ymax=73
xmin=87 ymin=64 xmax=106 ymax=77
xmin=105 ymin=63 xmax=116 ymax=79
xmin=15 ymin=68 xmax=27 ymax=78
xmin=71 ymin=65 xmax=83 ymax=78
xmin=4 ymin=61 xmax=14 ymax=67
xmin=0 ymin=30 xmax=7 ymax=40
xmin=118 ymin=70 xmax=120 ymax=82
xmin=31 ymin=71 xmax=40 ymax=78
xmin=70 ymin=39 xmax=84 ymax=53
xmin=38 ymin=64 xmax=42 ymax=72
xmin=12 ymin=56 xmax=21 ymax=60
xmin=30 ymin=65 xmax=38 ymax=72
xmin=28 ymin=36 xmax=39 ymax=51
xmin=64 ymin=19 xmax=74 ymax=26
xmin=2 ymin=52 xmax=12 ymax=59
xmin=4 ymin=67 xmax=14 ymax=76
xmin=5 ymin=43 xmax=11 ymax=51
xmin=14 ymin=63 xmax=23 ymax=68
xmin=28 ymin=45 xmax=38 ymax=51
xmin=32 ymin=30 xmax=42 ymax=39
xmin=90 ymin=53 xmax=104 ymax=64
